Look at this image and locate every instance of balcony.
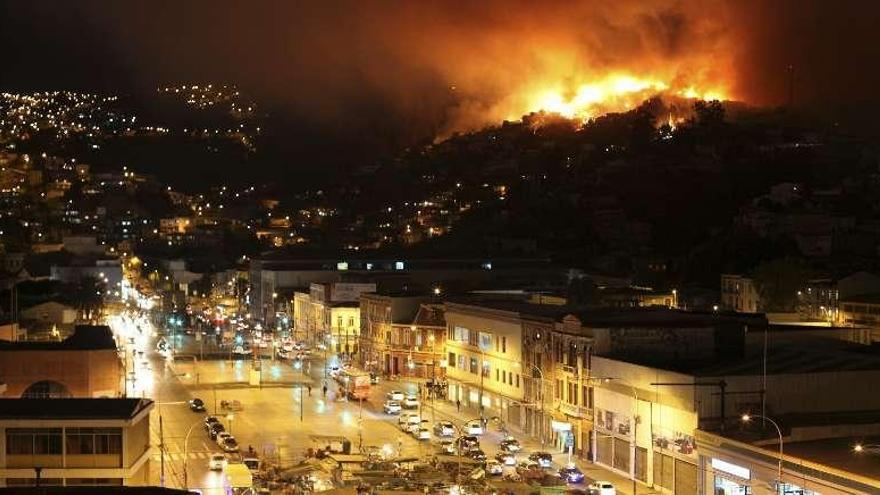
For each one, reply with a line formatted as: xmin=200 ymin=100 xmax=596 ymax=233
xmin=558 ymin=401 xmax=592 ymax=419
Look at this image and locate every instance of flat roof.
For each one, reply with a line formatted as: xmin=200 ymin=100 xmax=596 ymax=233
xmin=598 ymin=343 xmax=880 ymax=376
xmin=0 ymin=325 xmax=116 ymax=351
xmin=0 ymin=398 xmax=153 ymax=420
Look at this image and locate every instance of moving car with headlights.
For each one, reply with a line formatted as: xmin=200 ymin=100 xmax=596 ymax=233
xmin=188 ymin=398 xmax=206 ymax=412
xmin=209 ymin=453 xmax=227 ymax=471
xmin=402 ymin=394 xmax=419 ymax=409
xmin=587 ymin=481 xmax=616 ymax=495
xmin=387 ymin=390 xmax=405 ymax=401
xmin=434 ymin=421 xmax=455 ymax=437
xmin=216 ymin=432 xmax=232 ymax=447
xmin=558 ymin=465 xmax=585 ymax=484
xmin=383 ymin=400 xmax=402 ymax=414
xmin=499 ymin=437 xmax=521 ymax=452
xmin=528 ymin=451 xmax=553 ymax=468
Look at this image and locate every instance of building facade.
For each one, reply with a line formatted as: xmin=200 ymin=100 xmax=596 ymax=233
xmin=0 ymin=398 xmax=154 ymax=487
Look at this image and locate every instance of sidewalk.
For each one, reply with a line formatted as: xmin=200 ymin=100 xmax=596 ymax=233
xmin=396 ymin=376 xmax=659 ymax=495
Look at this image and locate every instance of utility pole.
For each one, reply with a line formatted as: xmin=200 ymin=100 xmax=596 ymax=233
xmin=159 ymin=415 xmax=165 ymax=487
xmin=787 ymin=64 xmax=795 ymax=108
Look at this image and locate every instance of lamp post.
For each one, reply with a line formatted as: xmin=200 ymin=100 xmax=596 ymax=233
xmin=182 ymin=419 xmax=203 ymax=490
xmin=742 ymin=413 xmax=783 ymax=493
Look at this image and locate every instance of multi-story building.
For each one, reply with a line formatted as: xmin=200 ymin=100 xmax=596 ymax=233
xmin=720 ymin=274 xmax=761 ymax=313
xmin=384 ymin=303 xmax=446 ymax=380
xmin=293 ymin=282 xmax=375 ymax=350
xmin=0 ymin=325 xmax=123 ymax=398
xmin=0 ymin=398 xmax=154 ymax=487
xmin=358 ymin=292 xmax=429 ymax=374
xmin=443 ymin=302 xmax=527 ymax=427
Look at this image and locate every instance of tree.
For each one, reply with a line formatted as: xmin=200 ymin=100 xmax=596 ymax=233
xmin=751 ymin=258 xmax=812 ymax=312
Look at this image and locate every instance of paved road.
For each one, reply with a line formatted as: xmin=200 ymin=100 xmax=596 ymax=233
xmin=113 ymin=318 xmax=649 ymax=494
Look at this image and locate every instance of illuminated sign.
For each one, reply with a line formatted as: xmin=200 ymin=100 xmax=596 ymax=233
xmin=551 ymin=420 xmax=572 ymax=432
xmin=711 ymin=458 xmax=750 ymax=480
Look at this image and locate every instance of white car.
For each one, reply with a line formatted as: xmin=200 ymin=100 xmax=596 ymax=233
xmin=383 ymin=401 xmax=402 ymax=414
xmin=414 ymin=427 xmax=431 ymax=440
xmin=465 ymin=419 xmax=484 ymax=435
xmin=209 ymin=454 xmax=227 ymax=471
xmin=433 ymin=421 xmax=455 ymax=437
xmin=438 ymin=439 xmax=456 ymax=454
xmin=402 ymin=395 xmax=419 ymax=409
xmin=387 ymin=390 xmax=405 ymax=401
xmin=398 ymin=412 xmax=417 ymax=426
xmin=588 ymin=481 xmax=616 ymax=495
xmin=485 ymin=460 xmax=504 ymax=476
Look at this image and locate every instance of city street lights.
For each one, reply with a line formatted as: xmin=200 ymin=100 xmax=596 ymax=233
xmin=742 ymin=413 xmax=783 ymax=493
xmin=854 ymin=443 xmax=880 ymax=453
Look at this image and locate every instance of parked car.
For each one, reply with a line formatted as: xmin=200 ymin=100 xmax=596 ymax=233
xmin=414 ymin=427 xmax=431 ymax=440
xmin=587 ymin=481 xmax=616 ymax=495
xmin=221 ymin=436 xmax=240 ymax=453
xmin=232 ymin=345 xmax=250 ymax=355
xmin=466 ymin=448 xmax=487 ymax=462
xmin=457 ymin=435 xmax=480 ymax=451
xmin=208 ymin=422 xmax=225 ymax=440
xmin=485 ymin=460 xmax=504 ymax=476
xmin=204 ymin=416 xmax=220 ymax=431
xmin=499 ymin=437 xmax=522 ymax=452
xmin=370 ymin=372 xmax=379 ymax=384
xmin=528 ymin=452 xmax=553 ymax=468
xmin=433 ymin=421 xmax=455 ymax=437
xmin=242 ymin=457 xmax=260 ymax=472
xmin=465 ymin=419 xmax=484 ymax=435
xmin=383 ymin=401 xmax=402 ymax=414
xmin=495 ymin=452 xmax=517 ymax=466
xmin=387 ymin=390 xmax=405 ymax=401
xmin=209 ymin=454 xmax=227 ymax=471
xmin=558 ymin=465 xmax=585 ymax=483
xmin=188 ymin=398 xmax=206 ymax=412
xmin=216 ymin=432 xmax=232 ymax=447
xmin=402 ymin=394 xmax=419 ymax=409
xmin=438 ymin=439 xmax=456 ymax=454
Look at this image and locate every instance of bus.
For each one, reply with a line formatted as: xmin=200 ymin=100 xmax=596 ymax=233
xmin=340 ymin=369 xmax=371 ymax=400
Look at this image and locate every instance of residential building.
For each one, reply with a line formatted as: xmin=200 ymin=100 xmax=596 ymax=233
xmin=358 ymin=292 xmax=429 ymax=374
xmin=799 ymin=271 xmax=880 ymax=325
xmin=0 ymin=325 xmax=123 ymax=398
xmin=590 ymin=339 xmax=880 ymax=494
xmin=443 ymin=302 xmax=527 ymax=426
xmin=0 ymin=398 xmax=153 ymax=487
xmin=720 ymin=274 xmax=761 ymax=313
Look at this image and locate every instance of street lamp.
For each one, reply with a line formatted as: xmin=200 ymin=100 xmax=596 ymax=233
xmin=182 ymin=419 xmax=203 ymax=490
xmin=528 ymin=364 xmax=546 ymax=449
xmin=742 ymin=413 xmax=783 ymax=493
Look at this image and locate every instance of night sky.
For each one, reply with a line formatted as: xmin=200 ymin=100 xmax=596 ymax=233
xmin=2 ymin=0 xmax=879 ymax=178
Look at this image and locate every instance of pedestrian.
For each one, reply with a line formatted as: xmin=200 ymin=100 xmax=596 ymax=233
xmin=322 ymin=384 xmax=327 ymax=397
xmin=456 ymin=398 xmax=461 ymax=411
xmin=307 ymin=384 xmax=312 ymax=396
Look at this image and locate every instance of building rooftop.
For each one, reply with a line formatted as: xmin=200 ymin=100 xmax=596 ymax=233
xmin=842 ymin=292 xmax=880 ymax=304
xmin=0 ymin=325 xmax=116 ymax=351
xmin=598 ymin=342 xmax=880 ymax=376
xmin=0 ymin=398 xmax=153 ymax=420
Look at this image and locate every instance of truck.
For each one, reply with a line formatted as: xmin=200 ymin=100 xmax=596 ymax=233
xmin=341 ymin=369 xmax=371 ymax=400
